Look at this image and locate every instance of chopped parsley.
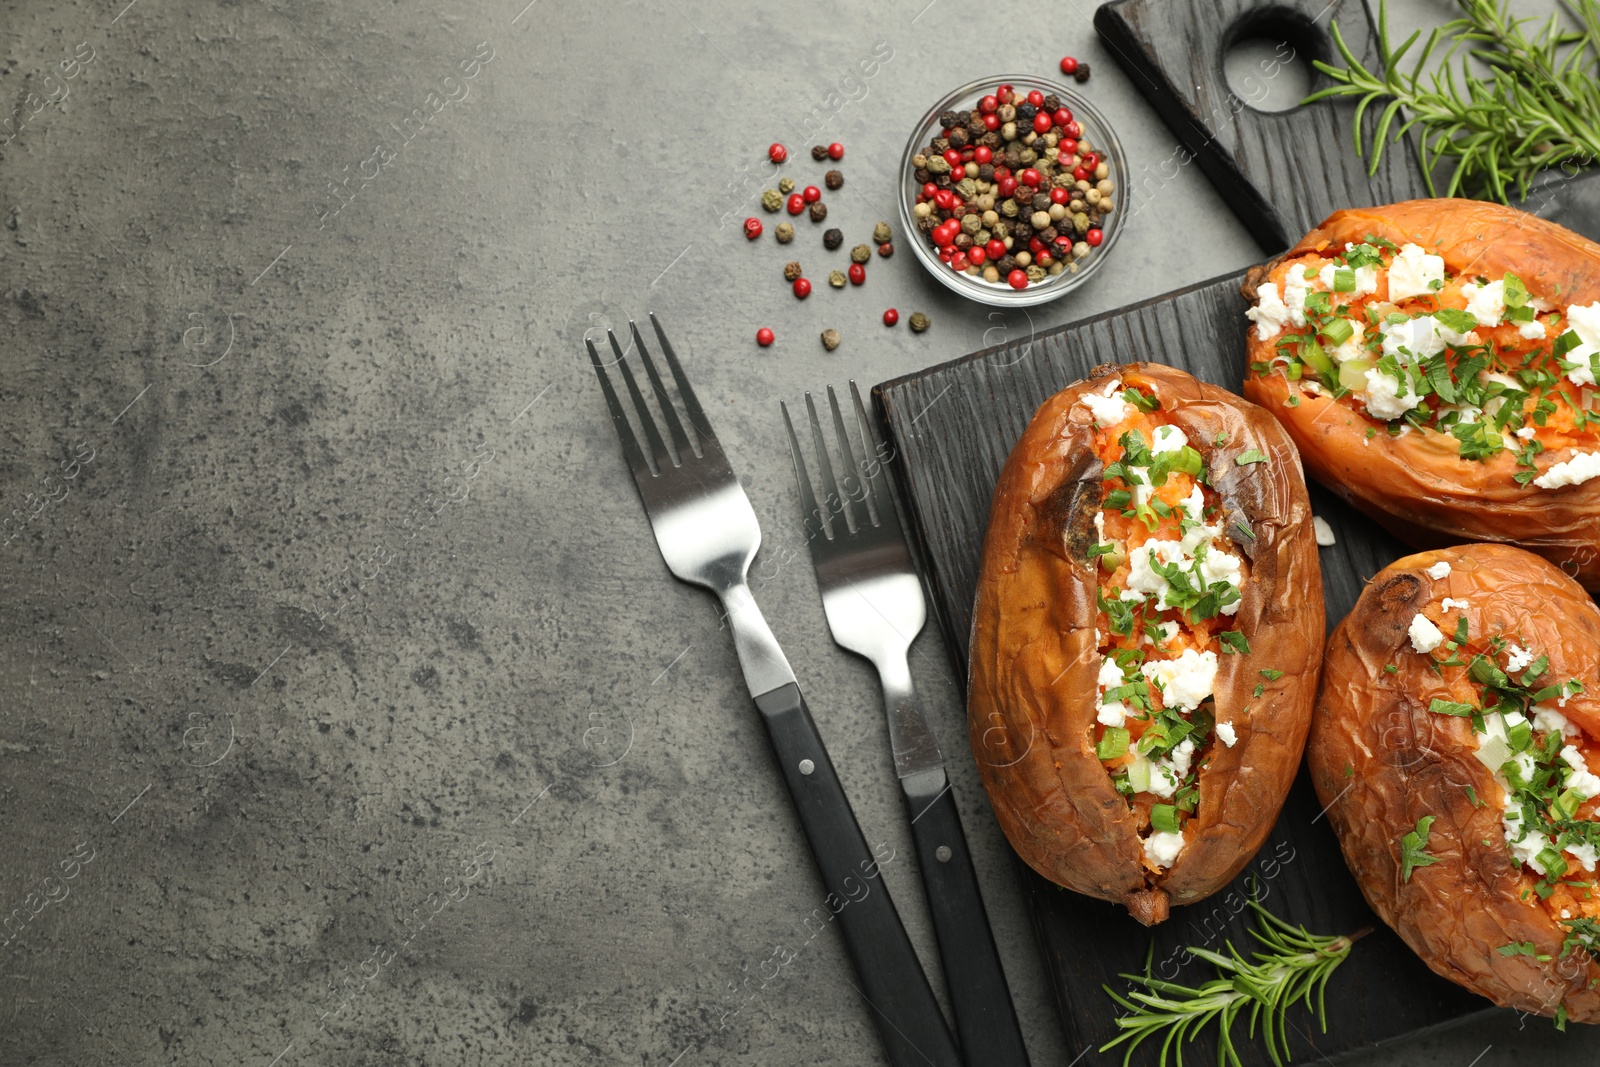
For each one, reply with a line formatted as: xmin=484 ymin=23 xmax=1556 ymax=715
xmin=1400 ymin=815 xmax=1441 ymax=882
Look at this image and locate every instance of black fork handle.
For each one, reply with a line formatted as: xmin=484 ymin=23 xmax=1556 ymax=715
xmin=904 ymin=768 xmax=1032 ymax=1066
xmin=754 ymin=683 xmax=963 ymax=1067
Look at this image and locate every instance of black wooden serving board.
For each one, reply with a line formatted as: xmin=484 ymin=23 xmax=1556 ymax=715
xmin=871 ymin=272 xmax=1492 ymax=1065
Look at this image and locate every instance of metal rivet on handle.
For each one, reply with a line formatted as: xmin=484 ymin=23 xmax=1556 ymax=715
xmin=936 ymin=846 xmax=952 ymax=862
xmin=799 ymin=759 xmax=815 ymax=775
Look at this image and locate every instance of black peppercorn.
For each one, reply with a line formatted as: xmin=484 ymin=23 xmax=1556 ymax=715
xmin=938 ymin=109 xmax=959 ymax=128
xmin=1074 ymin=62 xmax=1091 ymax=83
xmin=1033 ymin=193 xmax=1052 ymax=211
xmin=824 ymin=169 xmax=844 ymax=190
xmin=783 ymin=261 xmax=803 ymax=281
xmin=976 ymin=163 xmax=995 ymax=182
xmin=1042 ymin=93 xmax=1061 ymax=112
xmin=979 ymin=131 xmax=1002 ymax=149
xmin=1017 ymin=103 xmax=1037 ymax=122
xmin=1014 ymin=222 xmax=1034 ymax=242
xmin=948 ymin=127 xmax=969 ymax=148
xmin=913 ymin=166 xmax=931 ymax=184
xmin=823 ymin=228 xmax=843 ymax=250
xmin=1041 ymin=225 xmax=1060 ymax=242
xmin=809 ymin=201 xmax=827 ymax=223
xmin=811 ymin=144 xmax=829 ymax=161
xmin=997 ymin=255 xmax=1018 ymax=274
xmin=966 ymin=120 xmax=987 ymax=140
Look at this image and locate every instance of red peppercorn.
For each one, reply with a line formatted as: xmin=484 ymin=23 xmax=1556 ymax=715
xmin=1059 ymin=138 xmax=1078 ymax=157
xmin=1060 ymin=56 xmax=1079 ymax=75
xmin=933 ymin=189 xmax=954 ymax=210
xmin=922 ymin=182 xmax=938 ymax=200
xmin=1029 ymin=237 xmax=1045 ymax=253
xmin=792 ymin=277 xmax=812 ymax=299
xmin=1053 ymin=235 xmax=1074 ymax=256
xmin=802 ymin=185 xmax=822 ymax=204
xmin=1050 ymin=187 xmax=1070 ymax=205
xmin=756 ymin=327 xmax=775 ymax=347
xmin=878 ymin=242 xmax=893 ymax=257
xmin=979 ymin=94 xmax=999 ymax=113
xmin=848 ymin=263 xmax=866 ymax=285
xmin=1020 ymin=168 xmax=1042 ymax=188
xmin=1007 ymin=269 xmax=1029 ymax=290
xmin=1086 ymin=228 xmax=1104 ymax=247
xmin=943 ymin=149 xmax=963 ymax=169
xmin=787 ymin=194 xmax=806 ymax=215
xmin=1065 ymin=121 xmax=1082 ymax=139
xmin=967 ymin=244 xmax=987 ymax=265
xmin=997 ymin=176 xmax=1018 ymax=198
xmin=973 ymin=145 xmax=993 ymax=164
xmin=994 ymin=165 xmax=1012 ymax=180
xmin=983 ymin=113 xmax=999 ymax=131
xmin=997 ymin=84 xmax=1013 ymax=101
xmin=883 ymin=308 xmax=899 ymax=327
xmin=1026 ymin=89 xmax=1045 ymax=107
xmin=1054 ymin=108 xmax=1073 ymax=128
xmin=932 ymin=224 xmax=956 ymax=248
xmin=950 ymin=253 xmax=969 ymax=272
xmin=1081 ymin=152 xmax=1099 ymax=170
xmin=827 ymin=142 xmax=844 ymax=160
xmin=938 ymin=247 xmax=953 ymax=262
xmin=1032 ymin=112 xmax=1053 ymax=134
xmin=743 ymin=217 xmax=763 ymax=240
xmin=985 ymin=238 xmax=1006 ymax=260
xmin=769 ymin=143 xmax=788 ymax=164
xmin=1073 ymin=166 xmax=1090 ymax=182
xmin=1037 ymin=252 xmax=1054 ymax=267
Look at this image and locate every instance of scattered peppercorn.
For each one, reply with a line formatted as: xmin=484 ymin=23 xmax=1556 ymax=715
xmin=811 ymin=144 xmax=830 ymax=161
xmin=848 ymin=263 xmax=866 ymax=285
xmin=793 ymin=277 xmax=812 ymax=299
xmin=757 ymin=327 xmax=775 ymax=347
xmin=829 ymin=269 xmax=846 ymax=288
xmin=801 ymin=186 xmax=822 ymax=205
xmin=824 ymin=169 xmax=844 ymax=190
xmin=786 ymin=193 xmax=806 ymax=215
xmin=878 ymin=242 xmax=894 ymax=258
xmin=873 ymin=221 xmax=893 ymax=244
xmin=1074 ymin=62 xmax=1091 ymax=83
xmin=769 ymin=143 xmax=788 ymax=164
xmin=809 ymin=201 xmax=827 ymax=223
xmin=823 ymin=228 xmax=843 ymax=250
xmin=827 ymin=142 xmax=845 ymax=160
xmin=743 ymin=217 xmax=763 ymax=240
xmin=775 ymin=222 xmax=794 ymax=243
xmin=909 ymin=312 xmax=929 ymax=333
xmin=849 ymin=244 xmax=871 ymax=265
xmin=883 ymin=308 xmax=899 ymax=327
xmin=1059 ymin=56 xmax=1078 ymax=75
xmin=821 ymin=328 xmax=840 ymax=351
xmin=784 ymin=260 xmax=804 ymax=281
xmin=779 ymin=177 xmax=795 ymax=194
xmin=761 ymin=189 xmax=782 ymax=213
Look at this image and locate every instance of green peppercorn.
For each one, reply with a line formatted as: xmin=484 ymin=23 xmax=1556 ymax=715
xmin=775 ymin=222 xmax=794 ymax=243
xmin=761 ymin=189 xmax=782 ymax=213
xmin=849 ymin=244 xmax=871 ymax=264
xmin=908 ymin=312 xmax=929 ymax=333
xmin=784 ymin=261 xmax=803 ymax=282
xmin=824 ymin=169 xmax=844 ymax=190
xmin=820 ymin=328 xmax=841 ymax=351
xmin=778 ymin=177 xmax=795 ymax=194
xmin=828 ymin=270 xmax=846 ymax=288
xmin=823 ymin=228 xmax=843 ymax=250
xmin=873 ymin=222 xmax=892 ymax=244
xmin=809 ymin=201 xmax=827 ymax=223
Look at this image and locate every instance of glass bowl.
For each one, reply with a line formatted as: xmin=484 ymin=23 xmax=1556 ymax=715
xmin=897 ymin=74 xmax=1128 ymax=308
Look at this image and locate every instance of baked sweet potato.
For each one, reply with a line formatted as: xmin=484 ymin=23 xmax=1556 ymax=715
xmin=968 ymin=363 xmax=1323 ymax=925
xmin=1241 ymin=198 xmax=1600 ymax=590
xmin=1310 ymin=543 xmax=1600 ymax=1023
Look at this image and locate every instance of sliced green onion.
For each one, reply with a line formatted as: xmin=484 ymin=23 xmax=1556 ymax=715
xmin=1150 ymin=803 xmax=1181 ymax=833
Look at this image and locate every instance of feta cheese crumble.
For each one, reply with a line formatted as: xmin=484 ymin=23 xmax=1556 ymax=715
xmin=1363 ymin=367 xmax=1422 ymax=420
xmin=1096 ymin=656 xmax=1129 ymax=728
xmin=1532 ymin=449 xmax=1600 ymax=490
xmin=1426 ymin=561 xmax=1451 ymax=579
xmin=1312 ymin=515 xmax=1335 ymax=546
xmin=1216 ymin=721 xmax=1238 ymax=747
xmin=1150 ymin=424 xmax=1188 ymax=454
xmin=1560 ymin=303 xmax=1600 ymax=386
xmin=1386 ymin=242 xmax=1446 ymax=301
xmin=1408 ymin=613 xmax=1444 ymax=653
xmin=1460 ymin=280 xmax=1505 ymax=327
xmin=1245 ymin=282 xmax=1291 ymax=340
xmin=1504 ymin=643 xmax=1533 ymax=673
xmin=1143 ymin=830 xmax=1185 ymax=868
xmin=1080 ymin=378 xmax=1129 ymax=427
xmin=1440 ymin=597 xmax=1470 ymax=612
xmin=1141 ymin=650 xmax=1219 ymax=712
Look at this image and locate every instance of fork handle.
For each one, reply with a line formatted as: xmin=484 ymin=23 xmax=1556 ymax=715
xmin=903 ymin=768 xmax=1032 ymax=1067
xmin=754 ymin=683 xmax=963 ymax=1067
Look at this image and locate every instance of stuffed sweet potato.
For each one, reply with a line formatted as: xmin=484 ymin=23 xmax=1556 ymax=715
xmin=968 ymin=362 xmax=1323 ymax=925
xmin=1310 ymin=543 xmax=1600 ymax=1023
xmin=1241 ymin=199 xmax=1600 ymax=589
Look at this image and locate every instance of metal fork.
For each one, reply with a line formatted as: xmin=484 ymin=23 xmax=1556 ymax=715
xmin=784 ymin=383 xmax=1031 ymax=1067
xmin=587 ymin=316 xmax=961 ymax=1067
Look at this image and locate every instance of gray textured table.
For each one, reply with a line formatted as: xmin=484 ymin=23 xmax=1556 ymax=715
xmin=0 ymin=0 xmax=1591 ymax=1063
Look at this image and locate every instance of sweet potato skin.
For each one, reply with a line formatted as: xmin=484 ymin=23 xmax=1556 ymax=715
xmin=967 ymin=362 xmax=1323 ymax=923
xmin=1241 ymin=198 xmax=1600 ymax=589
xmin=1310 ymin=543 xmax=1600 ymax=1021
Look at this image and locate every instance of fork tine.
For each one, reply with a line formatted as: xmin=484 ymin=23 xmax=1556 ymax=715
xmin=648 ymin=313 xmax=721 ymax=453
xmin=587 ymin=338 xmax=652 ymax=481
xmin=630 ymin=320 xmax=696 ymax=460
xmin=806 ymin=392 xmax=858 ymax=533
xmin=826 ymin=386 xmax=871 ymax=527
xmin=850 ymin=381 xmax=901 ymax=534
xmin=608 ymin=328 xmax=674 ymax=473
xmin=782 ymin=401 xmax=829 ymax=541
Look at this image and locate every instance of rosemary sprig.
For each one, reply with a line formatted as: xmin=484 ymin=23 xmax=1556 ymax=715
xmin=1100 ymin=896 xmax=1368 ymax=1067
xmin=1305 ymin=0 xmax=1600 ymax=204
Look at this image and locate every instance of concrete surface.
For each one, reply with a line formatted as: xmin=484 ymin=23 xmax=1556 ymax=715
xmin=0 ymin=0 xmax=1593 ymax=1063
